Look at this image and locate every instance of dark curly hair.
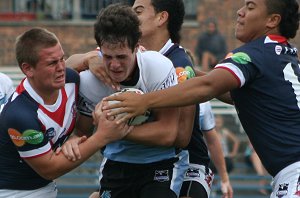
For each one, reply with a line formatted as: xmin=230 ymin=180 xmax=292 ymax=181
xmin=151 ymin=0 xmax=185 ymax=44
xmin=94 ymin=3 xmax=142 ymax=52
xmin=265 ymin=0 xmax=299 ymax=39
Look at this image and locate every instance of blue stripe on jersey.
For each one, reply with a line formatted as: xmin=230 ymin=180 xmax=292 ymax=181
xmin=0 ymin=68 xmax=79 ymax=189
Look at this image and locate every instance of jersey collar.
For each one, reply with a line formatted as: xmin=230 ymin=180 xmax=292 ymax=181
xmin=265 ymin=35 xmax=288 ymax=44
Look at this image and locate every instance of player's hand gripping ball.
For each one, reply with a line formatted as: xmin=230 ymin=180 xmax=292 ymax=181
xmin=108 ymin=88 xmax=150 ymax=126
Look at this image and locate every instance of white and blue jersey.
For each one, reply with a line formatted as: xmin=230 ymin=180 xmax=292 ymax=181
xmin=199 ymin=102 xmax=215 ymax=132
xmin=0 ymin=72 xmax=14 ymax=113
xmin=0 ymin=68 xmax=79 ymax=190
xmin=78 ymin=50 xmax=178 ymax=163
xmin=216 ymin=35 xmax=300 ymax=177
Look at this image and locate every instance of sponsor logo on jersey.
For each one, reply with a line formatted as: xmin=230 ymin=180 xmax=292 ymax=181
xmin=228 ymin=52 xmax=251 ymax=64
xmin=205 ymin=171 xmax=214 ymax=188
xmin=176 ymin=66 xmax=196 ymax=83
xmin=100 ymin=190 xmax=111 ymax=198
xmin=275 ymin=45 xmax=283 ymax=55
xmin=185 ymin=167 xmax=200 ymax=178
xmin=160 ymin=73 xmax=176 ymax=89
xmin=46 ymin=127 xmax=56 ymax=140
xmin=154 ymin=170 xmax=169 ymax=182
xmin=8 ymin=128 xmax=44 ymax=147
xmin=71 ymin=101 xmax=77 ymax=118
xmin=283 ymin=46 xmax=298 ymax=55
xmin=276 ymin=183 xmax=289 ymax=198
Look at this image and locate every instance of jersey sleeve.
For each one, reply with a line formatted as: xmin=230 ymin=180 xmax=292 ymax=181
xmin=199 ymin=102 xmax=215 ymax=132
xmin=4 ymin=100 xmax=51 ymax=158
xmin=138 ymin=51 xmax=178 ymax=91
xmin=78 ymin=70 xmax=113 ymax=117
xmin=215 ymin=41 xmax=263 ymax=88
xmin=0 ymin=73 xmax=15 ymax=108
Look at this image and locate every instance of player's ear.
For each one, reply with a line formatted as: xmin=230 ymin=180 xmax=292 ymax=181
xmin=157 ymin=11 xmax=168 ymax=27
xmin=21 ymin=62 xmax=34 ymax=78
xmin=266 ymin=13 xmax=281 ymax=29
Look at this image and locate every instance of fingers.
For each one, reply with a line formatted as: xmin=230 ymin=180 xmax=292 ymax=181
xmin=115 ymin=113 xmax=132 ymax=125
xmin=61 ymin=142 xmax=80 ymax=161
xmin=138 ymin=45 xmax=147 ymax=52
xmin=116 ymin=120 xmax=134 ymax=136
xmin=221 ymin=181 xmax=233 ymax=198
xmin=55 ymin=147 xmax=62 ymax=155
xmin=94 ymin=111 xmax=133 ymax=145
xmin=100 ymin=74 xmax=120 ymax=91
xmin=89 ymin=192 xmax=99 ymax=198
xmin=89 ymin=58 xmax=120 ymax=91
xmin=93 ymin=101 xmax=104 ymax=125
xmin=60 ymin=136 xmax=86 ymax=161
xmin=102 ymin=96 xmax=124 ymax=110
xmin=126 ymin=125 xmax=134 ymax=134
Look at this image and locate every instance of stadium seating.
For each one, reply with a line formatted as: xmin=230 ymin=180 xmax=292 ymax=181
xmin=0 ymin=66 xmax=24 ymax=87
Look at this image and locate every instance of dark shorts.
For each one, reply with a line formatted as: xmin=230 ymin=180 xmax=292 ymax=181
xmin=99 ymin=158 xmax=179 ymax=198
xmin=180 ymin=180 xmax=208 ymax=198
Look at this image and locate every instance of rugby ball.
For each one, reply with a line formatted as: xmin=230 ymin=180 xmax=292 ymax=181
xmin=108 ymin=88 xmax=150 ymax=126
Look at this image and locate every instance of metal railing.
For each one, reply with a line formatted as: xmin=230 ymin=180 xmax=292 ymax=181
xmin=0 ymin=0 xmax=197 ymax=21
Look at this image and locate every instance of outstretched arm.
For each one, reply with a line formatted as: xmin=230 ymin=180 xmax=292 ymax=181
xmin=66 ymin=51 xmax=119 ymax=90
xmin=103 ymin=68 xmax=239 ymax=123
xmin=204 ymin=130 xmax=233 ymax=198
xmin=24 ymin=107 xmax=132 ymax=180
xmin=66 ymin=51 xmax=98 ymax=72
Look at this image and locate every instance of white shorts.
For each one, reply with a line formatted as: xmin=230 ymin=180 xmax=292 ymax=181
xmin=271 ymin=161 xmax=300 ymax=198
xmin=183 ymin=163 xmax=214 ymax=197
xmin=0 ymin=182 xmax=57 ymax=198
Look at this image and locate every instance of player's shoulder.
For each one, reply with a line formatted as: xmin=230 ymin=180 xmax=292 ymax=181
xmin=138 ymin=50 xmax=173 ymax=68
xmin=165 ymin=45 xmax=193 ymax=67
xmin=0 ymin=72 xmax=13 ymax=87
xmin=1 ymin=93 xmax=38 ymax=123
xmin=79 ymin=70 xmax=113 ymax=102
xmin=138 ymin=50 xmax=174 ymax=76
xmin=79 ymin=69 xmax=108 ymax=90
xmin=0 ymin=72 xmax=13 ymax=81
xmin=65 ymin=67 xmax=80 ymax=84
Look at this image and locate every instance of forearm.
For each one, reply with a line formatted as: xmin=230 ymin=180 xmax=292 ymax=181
xmin=66 ymin=53 xmax=87 ymax=71
xmin=145 ymin=77 xmax=212 ymax=109
xmin=66 ymin=51 xmax=97 ymax=72
xmin=125 ymin=120 xmax=177 ymax=147
xmin=144 ymin=69 xmax=237 ymax=110
xmin=216 ymin=92 xmax=233 ymax=105
xmin=125 ymin=108 xmax=179 ymax=146
xmin=205 ymin=132 xmax=229 ymax=183
xmin=230 ymin=142 xmax=240 ymax=156
xmin=208 ymin=143 xmax=229 ymax=182
xmin=173 ymin=105 xmax=195 ymax=148
xmin=50 ymin=135 xmax=102 ymax=177
xmin=194 ymin=69 xmax=207 ymax=77
xmin=28 ymin=134 xmax=105 ymax=180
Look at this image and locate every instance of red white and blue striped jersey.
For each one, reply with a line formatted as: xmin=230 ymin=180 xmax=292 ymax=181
xmin=216 ymin=35 xmax=300 ymax=177
xmin=0 ymin=68 xmax=79 ymax=190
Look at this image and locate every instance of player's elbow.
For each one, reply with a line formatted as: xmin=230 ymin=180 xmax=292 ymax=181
xmin=40 ymin=172 xmax=60 ymax=181
xmin=37 ymin=168 xmax=62 ymax=180
xmin=174 ymin=136 xmax=191 ymax=148
xmin=161 ymin=126 xmax=178 ymax=147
